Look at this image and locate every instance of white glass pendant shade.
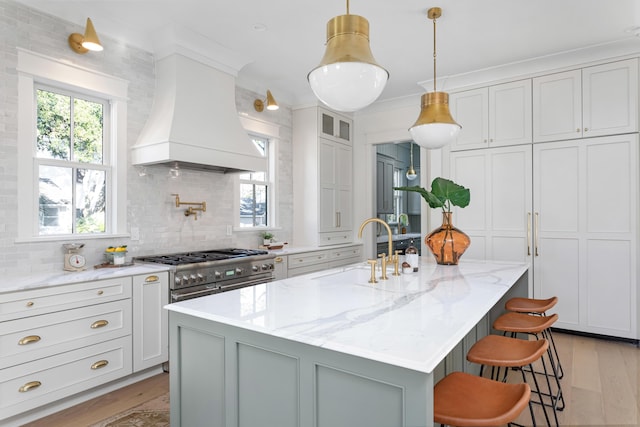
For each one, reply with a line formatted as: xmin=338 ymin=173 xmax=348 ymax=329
xmin=406 ymin=167 xmax=418 ymax=180
xmin=308 ymin=14 xmax=388 ymax=112
xmin=409 ymin=92 xmax=461 ymax=149
xmin=309 ymin=62 xmax=387 ymax=112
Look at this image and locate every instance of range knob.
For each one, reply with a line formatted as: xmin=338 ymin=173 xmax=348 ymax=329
xmin=189 ymin=274 xmax=197 ymax=284
xmin=196 ymin=273 xmax=205 ymax=282
xmin=261 ymin=263 xmax=273 ymax=271
xmin=181 ymin=275 xmax=189 ymax=285
xmin=252 ymin=265 xmax=259 ymax=272
xmin=235 ymin=268 xmax=243 ymax=276
xmin=214 ymin=271 xmax=222 ymax=279
xmin=174 ymin=276 xmax=182 ymax=286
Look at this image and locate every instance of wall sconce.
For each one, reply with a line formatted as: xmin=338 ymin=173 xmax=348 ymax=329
xmin=254 ymin=90 xmax=279 ymax=112
xmin=68 ymin=18 xmax=104 ymax=54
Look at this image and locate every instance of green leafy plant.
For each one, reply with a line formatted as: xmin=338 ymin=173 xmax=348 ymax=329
xmin=395 ymin=177 xmax=470 ymax=212
xmin=260 ymin=231 xmax=274 ymax=241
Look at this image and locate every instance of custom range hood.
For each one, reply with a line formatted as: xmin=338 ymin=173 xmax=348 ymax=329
xmin=132 ymin=53 xmax=266 ymax=173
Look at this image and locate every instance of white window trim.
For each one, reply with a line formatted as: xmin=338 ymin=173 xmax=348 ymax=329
xmin=16 ymin=49 xmax=129 ymax=242
xmin=235 ymin=116 xmax=281 ymax=232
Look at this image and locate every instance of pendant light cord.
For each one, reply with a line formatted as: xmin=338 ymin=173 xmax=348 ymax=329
xmin=432 ymin=15 xmax=437 ymax=92
xmin=346 ymin=0 xmax=350 ymax=14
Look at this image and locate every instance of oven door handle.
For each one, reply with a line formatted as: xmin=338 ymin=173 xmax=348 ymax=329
xmin=171 ymin=286 xmax=220 ymax=302
xmin=218 ymin=275 xmax=273 ymax=292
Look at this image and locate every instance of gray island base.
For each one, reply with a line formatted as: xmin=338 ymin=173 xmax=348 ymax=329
xmin=167 ymin=259 xmax=529 ymax=427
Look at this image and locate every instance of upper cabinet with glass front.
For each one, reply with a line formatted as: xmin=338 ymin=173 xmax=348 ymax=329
xmin=533 ymin=58 xmax=639 ymax=143
xmin=319 ymin=107 xmax=352 ymax=144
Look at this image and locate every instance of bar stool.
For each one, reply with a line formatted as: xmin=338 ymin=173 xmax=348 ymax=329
xmin=467 ymin=334 xmax=557 ymax=426
xmin=505 ymin=296 xmax=564 ymax=379
xmin=493 ymin=312 xmax=565 ymax=414
xmin=434 ymin=371 xmax=532 ymax=427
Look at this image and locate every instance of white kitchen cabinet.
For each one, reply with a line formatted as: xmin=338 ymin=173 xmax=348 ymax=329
xmin=293 ymin=106 xmax=354 ymax=246
xmin=451 ymin=135 xmax=638 ymax=339
xmin=450 ymin=145 xmax=532 ymax=263
xmin=533 ymin=135 xmax=638 ymax=338
xmin=132 ymin=272 xmax=168 ymax=372
xmin=0 ymin=277 xmax=133 ymax=421
xmin=449 ymin=79 xmax=532 ymax=151
xmin=273 ymin=255 xmax=288 ymax=280
xmin=287 ymin=245 xmax=363 ymax=278
xmin=319 ymin=107 xmax=352 ymax=144
xmin=376 ymin=155 xmax=394 ymax=214
xmin=533 ymin=59 xmax=638 ymax=143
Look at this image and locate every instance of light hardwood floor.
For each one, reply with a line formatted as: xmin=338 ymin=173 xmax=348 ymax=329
xmin=22 ymin=332 xmax=640 ymax=426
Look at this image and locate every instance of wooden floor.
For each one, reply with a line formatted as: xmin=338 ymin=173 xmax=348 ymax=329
xmin=23 ymin=332 xmax=640 ymax=427
xmin=23 ymin=372 xmax=169 ymax=427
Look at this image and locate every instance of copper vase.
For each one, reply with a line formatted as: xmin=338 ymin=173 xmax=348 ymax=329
xmin=425 ymin=212 xmax=470 ymax=265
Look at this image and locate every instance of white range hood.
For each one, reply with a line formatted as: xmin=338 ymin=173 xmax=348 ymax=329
xmin=132 ymin=53 xmax=266 ymax=173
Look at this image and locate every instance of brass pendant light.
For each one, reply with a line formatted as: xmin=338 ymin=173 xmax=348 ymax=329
xmin=409 ymin=7 xmax=461 ymax=149
xmin=308 ymin=0 xmax=389 ymax=112
xmin=406 ymin=142 xmax=418 ymax=180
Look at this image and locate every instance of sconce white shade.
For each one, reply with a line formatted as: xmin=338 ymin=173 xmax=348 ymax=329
xmin=308 ymin=13 xmax=388 ymax=112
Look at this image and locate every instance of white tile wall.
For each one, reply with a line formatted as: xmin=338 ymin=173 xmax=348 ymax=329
xmin=0 ymin=0 xmax=293 ymax=277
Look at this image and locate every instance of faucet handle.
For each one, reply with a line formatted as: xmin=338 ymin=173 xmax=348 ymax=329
xmin=366 ymin=259 xmax=378 ymax=284
xmin=392 ymin=250 xmax=402 ymax=276
xmin=378 ymin=253 xmax=388 ymax=280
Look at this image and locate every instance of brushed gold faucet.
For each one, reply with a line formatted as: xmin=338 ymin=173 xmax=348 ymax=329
xmin=357 ymin=218 xmax=400 ymax=278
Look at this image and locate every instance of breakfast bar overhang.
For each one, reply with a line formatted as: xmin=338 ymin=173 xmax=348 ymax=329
xmin=166 ymin=259 xmax=529 ymax=427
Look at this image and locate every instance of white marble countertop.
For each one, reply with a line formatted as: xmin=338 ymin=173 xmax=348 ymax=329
xmin=0 ymin=264 xmax=172 ymax=294
xmin=166 ymin=258 xmax=528 ymax=374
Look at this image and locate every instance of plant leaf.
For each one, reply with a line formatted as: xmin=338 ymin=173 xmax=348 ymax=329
xmin=393 ymin=185 xmax=444 ymax=209
xmin=431 ymin=177 xmax=470 ymax=208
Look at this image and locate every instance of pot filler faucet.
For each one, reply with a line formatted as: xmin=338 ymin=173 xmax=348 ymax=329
xmin=358 ymin=218 xmax=401 ymax=280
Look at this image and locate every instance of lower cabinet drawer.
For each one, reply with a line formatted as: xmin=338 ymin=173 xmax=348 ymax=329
xmin=288 ymin=251 xmax=328 ymax=268
xmin=0 ymin=299 xmax=132 ymax=369
xmin=318 ymin=232 xmax=352 ymax=246
xmin=0 ymin=336 xmax=132 ymax=420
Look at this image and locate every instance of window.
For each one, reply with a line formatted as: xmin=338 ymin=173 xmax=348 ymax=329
xmin=36 ymin=86 xmax=110 ymax=236
xmin=17 ymin=49 xmax=128 ymax=241
xmin=239 ymin=136 xmax=270 ymax=227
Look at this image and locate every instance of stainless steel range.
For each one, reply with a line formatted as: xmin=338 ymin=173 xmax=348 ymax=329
xmin=134 ymin=248 xmax=276 ymax=302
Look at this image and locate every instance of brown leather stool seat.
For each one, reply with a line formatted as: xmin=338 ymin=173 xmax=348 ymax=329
xmin=505 ymin=296 xmax=564 ymax=380
xmin=467 ymin=335 xmax=556 ymax=426
xmin=493 ymin=311 xmax=565 ymax=414
xmin=505 ymin=296 xmax=558 ymax=314
xmin=434 ymin=371 xmax=531 ymax=427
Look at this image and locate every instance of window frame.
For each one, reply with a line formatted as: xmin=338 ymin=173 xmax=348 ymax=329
xmin=16 ymin=49 xmax=128 ymax=242
xmin=235 ymin=116 xmax=281 ymax=232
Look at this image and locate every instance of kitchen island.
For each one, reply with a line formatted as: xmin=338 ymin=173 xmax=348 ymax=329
xmin=166 ymin=258 xmax=528 ymax=427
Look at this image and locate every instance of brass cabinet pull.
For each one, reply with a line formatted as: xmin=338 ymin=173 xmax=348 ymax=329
xmin=274 ymin=257 xmax=283 ymax=263
xmin=91 ymin=320 xmax=109 ymax=329
xmin=527 ymin=212 xmax=532 ymax=256
xmin=576 ymin=128 xmax=580 ymax=133
xmin=91 ymin=360 xmax=109 ymax=370
xmin=19 ymin=335 xmax=41 ymax=345
xmin=584 ymin=128 xmax=588 ymax=132
xmin=97 ymin=290 xmax=104 ymax=295
xmin=144 ymin=275 xmax=159 ymax=283
xmin=19 ymin=381 xmax=41 ymax=393
xmin=26 ymin=301 xmax=34 ymax=307
xmin=534 ymin=212 xmax=540 ymax=257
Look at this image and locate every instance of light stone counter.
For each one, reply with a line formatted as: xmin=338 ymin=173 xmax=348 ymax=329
xmin=166 ymin=258 xmax=529 ymax=427
xmin=0 ymin=263 xmax=172 ymax=294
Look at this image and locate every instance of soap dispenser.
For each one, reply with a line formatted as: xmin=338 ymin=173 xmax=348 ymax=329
xmin=405 ymin=239 xmax=419 ymax=272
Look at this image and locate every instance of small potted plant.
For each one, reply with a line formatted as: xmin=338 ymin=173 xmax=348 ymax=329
xmin=395 ymin=177 xmax=470 ymax=265
xmin=260 ymin=231 xmax=274 ymax=246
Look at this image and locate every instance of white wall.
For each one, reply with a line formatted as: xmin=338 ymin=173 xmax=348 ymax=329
xmin=0 ymin=0 xmax=293 ymax=277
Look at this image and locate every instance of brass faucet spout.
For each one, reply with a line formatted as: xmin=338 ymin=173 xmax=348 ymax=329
xmin=358 ymin=218 xmax=399 ymax=276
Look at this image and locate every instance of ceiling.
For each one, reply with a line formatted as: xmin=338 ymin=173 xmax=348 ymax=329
xmin=16 ymin=0 xmax=640 ymax=108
